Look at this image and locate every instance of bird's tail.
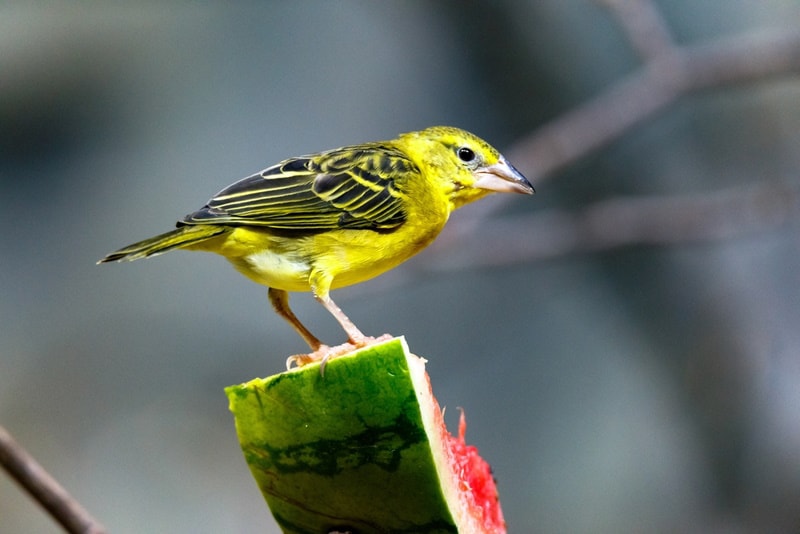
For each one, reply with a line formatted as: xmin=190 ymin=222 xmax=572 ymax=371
xmin=98 ymin=225 xmax=228 ymax=263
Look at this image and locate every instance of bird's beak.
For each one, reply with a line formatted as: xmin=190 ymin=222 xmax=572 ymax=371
xmin=473 ymin=158 xmax=535 ymax=195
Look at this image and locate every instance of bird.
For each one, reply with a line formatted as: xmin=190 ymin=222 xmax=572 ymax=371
xmin=99 ymin=126 xmax=534 ymax=369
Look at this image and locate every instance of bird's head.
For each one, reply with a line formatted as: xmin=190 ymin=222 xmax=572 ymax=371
xmin=399 ymin=126 xmax=534 ymax=210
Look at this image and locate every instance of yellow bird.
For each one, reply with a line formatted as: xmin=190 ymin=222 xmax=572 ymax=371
xmin=99 ymin=126 xmax=533 ymax=367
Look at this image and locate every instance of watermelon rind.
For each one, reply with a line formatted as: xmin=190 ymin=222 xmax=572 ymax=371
xmin=226 ymin=336 xmax=502 ymax=533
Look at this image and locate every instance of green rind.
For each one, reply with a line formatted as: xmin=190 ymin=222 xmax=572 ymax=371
xmin=226 ymin=337 xmax=458 ymax=534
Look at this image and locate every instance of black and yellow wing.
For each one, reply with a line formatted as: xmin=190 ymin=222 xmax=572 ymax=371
xmin=180 ymin=144 xmax=416 ymax=232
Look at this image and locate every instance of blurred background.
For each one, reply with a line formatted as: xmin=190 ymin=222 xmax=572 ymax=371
xmin=2 ymin=1 xmax=800 ymax=532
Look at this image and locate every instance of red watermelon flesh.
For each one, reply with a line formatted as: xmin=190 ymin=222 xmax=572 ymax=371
xmin=446 ymin=409 xmax=506 ymax=533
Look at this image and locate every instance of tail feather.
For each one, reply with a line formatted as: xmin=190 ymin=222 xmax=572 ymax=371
xmin=98 ymin=225 xmax=228 ymax=263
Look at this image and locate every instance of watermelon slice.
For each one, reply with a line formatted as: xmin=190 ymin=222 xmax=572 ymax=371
xmin=226 ymin=336 xmax=505 ymax=533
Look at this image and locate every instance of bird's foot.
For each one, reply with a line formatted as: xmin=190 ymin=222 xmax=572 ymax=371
xmin=286 ymin=334 xmax=393 ymax=374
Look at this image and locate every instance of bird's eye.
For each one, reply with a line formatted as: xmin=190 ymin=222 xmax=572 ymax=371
xmin=457 ymin=147 xmax=476 ymax=162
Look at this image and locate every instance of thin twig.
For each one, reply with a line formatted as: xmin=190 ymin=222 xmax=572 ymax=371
xmin=0 ymin=425 xmax=107 ymax=534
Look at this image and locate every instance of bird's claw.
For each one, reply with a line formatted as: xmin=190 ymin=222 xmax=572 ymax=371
xmin=285 ymin=334 xmax=393 ymax=374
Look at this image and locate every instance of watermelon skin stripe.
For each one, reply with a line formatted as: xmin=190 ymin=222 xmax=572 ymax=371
xmin=226 ymin=336 xmax=505 ymax=534
xmin=272 ymin=511 xmax=459 ymax=534
xmin=242 ymin=407 xmax=426 ymax=476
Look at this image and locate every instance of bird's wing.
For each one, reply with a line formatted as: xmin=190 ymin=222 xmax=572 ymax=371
xmin=180 ymin=144 xmax=415 ymax=231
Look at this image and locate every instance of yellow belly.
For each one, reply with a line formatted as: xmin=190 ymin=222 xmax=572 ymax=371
xmin=208 ymin=223 xmax=445 ymax=293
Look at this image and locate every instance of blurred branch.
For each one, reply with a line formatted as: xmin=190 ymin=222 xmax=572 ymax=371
xmin=507 ymin=27 xmax=800 ymax=182
xmin=0 ymin=425 xmax=107 ymax=534
xmin=435 ymin=1 xmax=800 ymax=268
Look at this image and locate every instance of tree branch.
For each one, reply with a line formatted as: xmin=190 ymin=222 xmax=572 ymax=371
xmin=434 ymin=3 xmax=800 ymax=268
xmin=507 ymin=28 xmax=800 ymax=182
xmin=0 ymin=425 xmax=107 ymax=534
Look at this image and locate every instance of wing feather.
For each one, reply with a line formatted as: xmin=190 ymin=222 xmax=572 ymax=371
xmin=180 ymin=145 xmax=414 ymax=231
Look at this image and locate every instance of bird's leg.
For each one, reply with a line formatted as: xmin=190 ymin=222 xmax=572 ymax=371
xmin=309 ymin=270 xmax=368 ymax=347
xmin=314 ymin=293 xmax=366 ymax=345
xmin=283 ymin=272 xmax=391 ymax=372
xmin=270 ymin=288 xmax=339 ymax=371
xmin=309 ymin=291 xmax=392 ymax=373
xmin=268 ymin=288 xmax=322 ymax=351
